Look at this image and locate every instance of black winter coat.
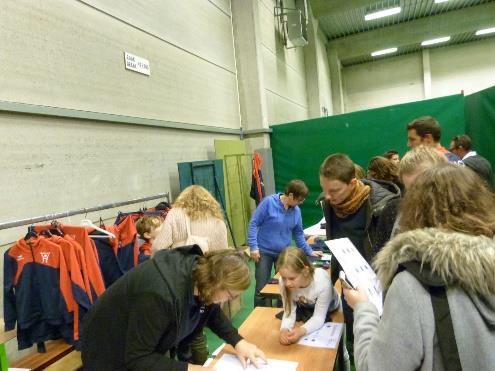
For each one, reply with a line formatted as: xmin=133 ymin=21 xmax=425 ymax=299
xmin=81 ymin=245 xmax=242 ymax=371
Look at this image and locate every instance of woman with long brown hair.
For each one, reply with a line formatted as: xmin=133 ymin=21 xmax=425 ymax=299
xmin=344 ymin=164 xmax=495 ymax=370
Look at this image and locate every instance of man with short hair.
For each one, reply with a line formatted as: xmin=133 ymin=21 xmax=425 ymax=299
xmin=319 ymin=154 xmax=400 ymax=358
xmin=406 ymin=116 xmax=459 ymax=163
xmin=450 ymin=134 xmax=493 ymax=187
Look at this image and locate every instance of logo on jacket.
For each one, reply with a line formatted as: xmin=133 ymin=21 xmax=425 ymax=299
xmin=40 ymin=252 xmax=51 ymax=264
xmin=16 ymin=255 xmax=24 ymax=261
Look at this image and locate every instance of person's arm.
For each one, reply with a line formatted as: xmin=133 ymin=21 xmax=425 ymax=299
xmin=211 ymin=219 xmax=229 ymax=250
xmin=247 ymin=198 xmax=269 ymax=251
xmin=124 ymin=293 xmax=187 ymax=371
xmin=302 ymin=280 xmax=339 ymax=334
xmin=206 ymin=304 xmax=243 ymax=346
xmin=351 ymin=273 xmax=424 ymax=371
xmin=292 ymin=208 xmax=313 ymax=256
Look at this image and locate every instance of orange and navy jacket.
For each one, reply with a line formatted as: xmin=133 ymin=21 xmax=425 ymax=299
xmin=138 ymin=240 xmax=152 ymax=264
xmin=35 ymin=225 xmax=106 ymax=302
xmin=4 ymin=237 xmax=74 ymax=349
xmin=91 ymin=216 xmax=138 ymax=287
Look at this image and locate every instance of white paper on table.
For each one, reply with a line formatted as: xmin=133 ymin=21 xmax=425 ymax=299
xmin=325 ymin=238 xmax=383 ymax=315
xmin=214 ymin=354 xmax=298 ymax=371
xmin=297 ymin=322 xmax=344 ymax=349
xmin=303 ymin=217 xmax=326 ymax=236
xmin=320 ymin=253 xmax=332 ymax=261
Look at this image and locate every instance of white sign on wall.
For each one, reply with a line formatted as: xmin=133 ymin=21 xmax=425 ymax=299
xmin=124 ymin=52 xmax=150 ymax=76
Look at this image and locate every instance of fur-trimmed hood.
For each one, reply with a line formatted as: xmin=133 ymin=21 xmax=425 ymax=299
xmin=374 ymin=228 xmax=495 ymax=296
xmin=374 ymin=228 xmax=495 ymax=328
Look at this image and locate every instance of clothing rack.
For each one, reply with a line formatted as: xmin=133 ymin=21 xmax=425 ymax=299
xmin=0 ymin=192 xmax=170 ymax=231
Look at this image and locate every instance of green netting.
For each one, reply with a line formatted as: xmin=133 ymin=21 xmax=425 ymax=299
xmin=465 ymin=86 xmax=495 ymax=168
xmin=270 ymin=94 xmax=465 ymax=226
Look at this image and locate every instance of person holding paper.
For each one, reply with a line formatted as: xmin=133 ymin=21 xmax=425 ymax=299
xmin=80 ymin=247 xmax=266 ymax=371
xmin=248 ymin=180 xmax=322 ymax=307
xmin=343 ymin=164 xmax=495 ymax=371
xmin=319 ymin=153 xmax=399 ymax=355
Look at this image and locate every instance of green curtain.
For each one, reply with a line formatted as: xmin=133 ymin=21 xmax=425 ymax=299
xmin=270 ymin=94 xmax=465 ymax=226
xmin=465 ymin=85 xmax=495 ymax=168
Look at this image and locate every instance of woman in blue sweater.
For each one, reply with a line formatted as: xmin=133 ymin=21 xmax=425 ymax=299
xmin=248 ymin=179 xmax=321 ymax=307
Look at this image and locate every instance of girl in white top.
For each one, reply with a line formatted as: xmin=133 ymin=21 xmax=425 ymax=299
xmin=152 ymin=185 xmax=229 ymax=255
xmin=277 ymin=247 xmax=340 ymax=345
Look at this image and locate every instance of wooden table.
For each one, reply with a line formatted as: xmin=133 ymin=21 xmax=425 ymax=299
xmin=213 ymin=281 xmax=344 ymax=370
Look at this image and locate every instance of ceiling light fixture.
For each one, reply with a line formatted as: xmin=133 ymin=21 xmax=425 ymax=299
xmin=365 ymin=7 xmax=401 ymax=21
xmin=371 ymin=47 xmax=398 ymax=57
xmin=421 ymin=36 xmax=451 ymax=46
xmin=434 ymin=0 xmax=450 ymax=4
xmin=476 ymin=27 xmax=495 ymax=36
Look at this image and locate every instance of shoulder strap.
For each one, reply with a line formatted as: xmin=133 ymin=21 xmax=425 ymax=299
xmin=399 ymin=262 xmax=462 ymax=371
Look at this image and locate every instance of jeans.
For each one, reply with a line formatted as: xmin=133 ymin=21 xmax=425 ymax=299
xmin=254 ymin=252 xmax=278 ymax=307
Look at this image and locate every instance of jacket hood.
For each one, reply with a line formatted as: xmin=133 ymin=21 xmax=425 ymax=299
xmin=152 ymin=245 xmax=203 ymax=301
xmin=374 ymin=228 xmax=495 ymax=326
xmin=362 ymin=179 xmax=400 ymax=213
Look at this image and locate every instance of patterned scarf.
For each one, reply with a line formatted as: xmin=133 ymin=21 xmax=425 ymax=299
xmin=332 ymin=180 xmax=371 ymax=218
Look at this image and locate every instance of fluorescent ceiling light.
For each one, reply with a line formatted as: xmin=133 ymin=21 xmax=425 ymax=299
xmin=421 ymin=36 xmax=451 ymax=46
xmin=365 ymin=7 xmax=401 ymax=21
xmin=434 ymin=0 xmax=450 ymax=3
xmin=371 ymin=47 xmax=398 ymax=57
xmin=476 ymin=27 xmax=495 ymax=36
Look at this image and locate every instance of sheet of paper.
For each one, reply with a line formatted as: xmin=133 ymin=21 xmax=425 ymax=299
xmin=320 ymin=253 xmax=332 ymax=261
xmin=325 ymin=238 xmax=383 ymax=315
xmin=303 ymin=217 xmax=326 ymax=236
xmin=297 ymin=322 xmax=344 ymax=349
xmin=214 ymin=354 xmax=298 ymax=371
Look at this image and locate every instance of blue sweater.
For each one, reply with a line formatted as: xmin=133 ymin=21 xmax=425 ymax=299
xmin=247 ymin=194 xmax=312 ymax=256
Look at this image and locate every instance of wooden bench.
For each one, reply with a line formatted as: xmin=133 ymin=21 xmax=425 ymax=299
xmin=44 ymin=350 xmax=82 ymax=371
xmin=9 ymin=340 xmax=74 ymax=370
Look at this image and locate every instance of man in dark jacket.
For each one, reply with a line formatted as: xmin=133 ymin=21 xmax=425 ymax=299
xmin=81 ymin=246 xmax=265 ymax=371
xmin=450 ymin=134 xmax=493 ymax=188
xmin=319 ymin=154 xmax=399 ymax=359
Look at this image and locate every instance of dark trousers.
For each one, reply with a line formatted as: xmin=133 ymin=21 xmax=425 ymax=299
xmin=254 ymin=252 xmax=278 ymax=307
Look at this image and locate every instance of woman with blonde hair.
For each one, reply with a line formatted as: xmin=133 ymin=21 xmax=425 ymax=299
xmin=276 ymin=247 xmax=340 ymax=342
xmin=152 ymin=185 xmax=228 ymax=254
xmin=343 ymin=164 xmax=495 ymax=371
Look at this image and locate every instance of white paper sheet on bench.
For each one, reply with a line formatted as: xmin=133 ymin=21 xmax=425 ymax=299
xmin=297 ymin=322 xmax=344 ymax=349
xmin=303 ymin=217 xmax=326 ymax=236
xmin=214 ymin=354 xmax=298 ymax=371
xmin=325 ymin=238 xmax=383 ymax=315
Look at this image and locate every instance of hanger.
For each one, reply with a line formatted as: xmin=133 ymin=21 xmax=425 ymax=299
xmin=24 ymin=225 xmax=38 ymax=241
xmin=81 ymin=219 xmax=116 ymax=238
xmin=49 ymin=220 xmax=64 ymax=236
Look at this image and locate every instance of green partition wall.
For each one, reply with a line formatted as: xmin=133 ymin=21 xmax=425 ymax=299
xmin=465 ymin=85 xmax=495 ymax=168
xmin=270 ymin=94 xmax=466 ymax=226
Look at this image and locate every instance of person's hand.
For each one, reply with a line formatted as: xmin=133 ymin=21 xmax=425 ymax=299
xmin=306 ymin=235 xmax=317 ymax=244
xmin=234 ymin=339 xmax=267 ymax=368
xmin=279 ymin=328 xmax=291 ymax=345
xmin=311 ymin=250 xmax=323 ymax=257
xmin=286 ymin=326 xmax=306 ymax=343
xmin=343 ymin=285 xmax=369 ymax=310
xmin=250 ymin=249 xmax=261 ymax=263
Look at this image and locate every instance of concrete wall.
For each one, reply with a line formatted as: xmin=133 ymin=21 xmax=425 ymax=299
xmin=343 ymin=37 xmax=495 ymax=112
xmin=259 ymin=0 xmax=309 ymax=124
xmin=0 ymin=0 xmax=241 ymax=246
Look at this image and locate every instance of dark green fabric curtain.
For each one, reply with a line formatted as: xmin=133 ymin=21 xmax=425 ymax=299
xmin=465 ymin=86 xmax=495 ymax=168
xmin=270 ymin=94 xmax=465 ymax=226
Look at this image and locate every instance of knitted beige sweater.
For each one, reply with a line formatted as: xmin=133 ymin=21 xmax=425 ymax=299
xmin=151 ymin=207 xmax=229 ymax=255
